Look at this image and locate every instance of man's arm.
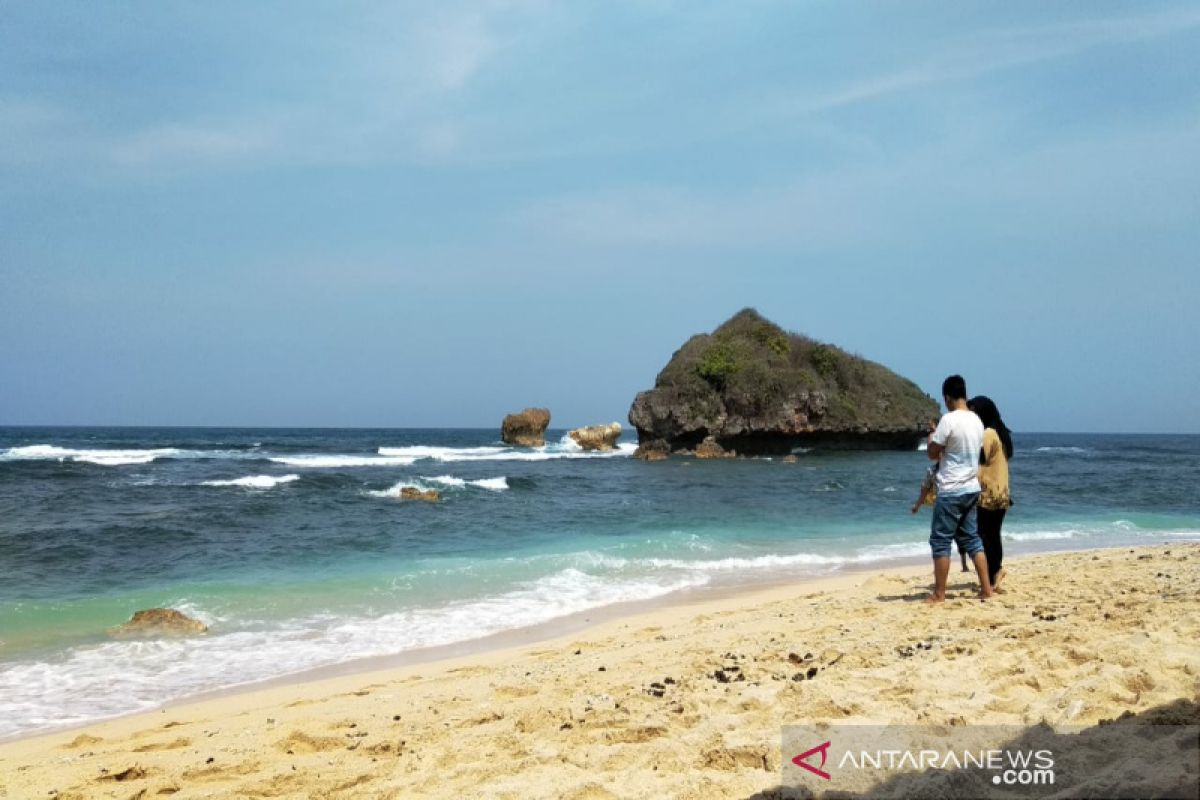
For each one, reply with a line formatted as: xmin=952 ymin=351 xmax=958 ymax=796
xmin=927 ymin=440 xmax=944 ymax=461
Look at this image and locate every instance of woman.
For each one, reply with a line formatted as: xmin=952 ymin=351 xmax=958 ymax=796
xmin=968 ymin=396 xmax=1013 ymax=590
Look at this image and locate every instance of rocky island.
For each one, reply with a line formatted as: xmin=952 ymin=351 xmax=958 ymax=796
xmin=629 ymin=309 xmax=938 ymax=457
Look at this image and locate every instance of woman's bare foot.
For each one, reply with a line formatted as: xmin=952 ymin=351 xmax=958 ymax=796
xmin=993 ymin=568 xmax=1006 ymax=590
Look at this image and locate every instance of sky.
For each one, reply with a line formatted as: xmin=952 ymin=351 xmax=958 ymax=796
xmin=2 ymin=1 xmax=1197 ymax=432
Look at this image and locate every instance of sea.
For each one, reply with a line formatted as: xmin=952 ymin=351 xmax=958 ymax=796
xmin=1 ymin=427 xmax=1198 ymax=740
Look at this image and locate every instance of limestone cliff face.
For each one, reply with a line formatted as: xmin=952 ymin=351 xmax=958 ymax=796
xmin=628 ymin=309 xmax=937 ymax=456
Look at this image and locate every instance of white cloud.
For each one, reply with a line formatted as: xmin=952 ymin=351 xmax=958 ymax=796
xmin=419 ymin=11 xmax=498 ymax=92
xmin=514 ymin=114 xmax=1200 ymax=251
xmin=111 ymin=121 xmax=275 ymax=166
xmin=786 ymin=7 xmax=1200 ymax=116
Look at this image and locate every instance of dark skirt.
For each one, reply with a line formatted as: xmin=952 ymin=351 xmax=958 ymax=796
xmin=977 ymin=506 xmax=1007 ymax=584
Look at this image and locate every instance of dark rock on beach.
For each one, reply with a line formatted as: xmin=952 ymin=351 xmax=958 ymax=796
xmin=501 ymin=407 xmax=551 ymax=447
xmin=628 ymin=308 xmax=937 ymax=457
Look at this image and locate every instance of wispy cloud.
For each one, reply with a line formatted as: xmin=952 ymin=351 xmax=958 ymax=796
xmin=785 ymin=7 xmax=1200 ymax=115
xmin=515 ymin=113 xmax=1200 ymax=251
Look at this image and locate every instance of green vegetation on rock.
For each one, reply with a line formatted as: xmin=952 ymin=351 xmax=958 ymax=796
xmin=629 ymin=308 xmax=938 ymax=455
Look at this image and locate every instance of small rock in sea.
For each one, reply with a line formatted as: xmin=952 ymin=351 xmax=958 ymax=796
xmin=398 ymin=487 xmax=440 ymax=502
xmin=568 ymin=422 xmax=622 ymax=452
xmin=108 ymin=608 xmax=208 ymax=638
xmin=501 ymin=408 xmax=551 ymax=447
xmin=633 ymin=445 xmax=670 ymax=461
xmin=694 ymin=436 xmax=735 ymax=459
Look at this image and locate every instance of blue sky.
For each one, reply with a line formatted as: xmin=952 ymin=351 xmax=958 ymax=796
xmin=2 ymin=1 xmax=1197 ymax=431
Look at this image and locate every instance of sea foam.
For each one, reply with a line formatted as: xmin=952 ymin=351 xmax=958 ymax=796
xmin=201 ymin=474 xmax=300 ymax=489
xmin=0 ymin=568 xmax=705 ymax=739
xmin=0 ymin=445 xmax=182 ymax=466
xmin=377 ymin=436 xmax=636 ymax=462
xmin=269 ymin=454 xmax=417 ymax=468
xmin=424 ymin=475 xmax=509 ymax=491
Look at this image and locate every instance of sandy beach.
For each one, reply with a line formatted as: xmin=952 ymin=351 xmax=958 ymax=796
xmin=2 ymin=543 xmax=1196 ymax=799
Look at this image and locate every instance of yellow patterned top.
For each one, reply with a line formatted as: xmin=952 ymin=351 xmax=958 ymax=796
xmin=978 ymin=428 xmax=1011 ymax=510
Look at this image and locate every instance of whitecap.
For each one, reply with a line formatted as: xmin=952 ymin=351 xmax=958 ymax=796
xmin=422 ymin=475 xmax=508 ymax=491
xmin=0 ymin=445 xmax=182 ymax=466
xmin=269 ymin=454 xmax=416 ymax=468
xmin=200 ymin=474 xmax=300 ymax=489
xmin=377 ymin=436 xmax=636 ymax=463
xmin=366 ymin=480 xmax=436 ymax=498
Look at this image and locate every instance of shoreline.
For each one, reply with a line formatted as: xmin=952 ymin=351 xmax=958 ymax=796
xmin=2 ymin=542 xmax=1196 ymax=798
xmin=1 ymin=554 xmax=919 ymax=747
xmin=1 ymin=538 xmax=1195 ymax=746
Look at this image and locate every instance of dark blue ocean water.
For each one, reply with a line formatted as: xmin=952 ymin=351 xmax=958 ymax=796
xmin=1 ymin=427 xmax=1197 ymax=738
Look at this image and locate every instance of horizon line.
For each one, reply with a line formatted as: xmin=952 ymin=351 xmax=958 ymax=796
xmin=1 ymin=423 xmax=1198 ymax=436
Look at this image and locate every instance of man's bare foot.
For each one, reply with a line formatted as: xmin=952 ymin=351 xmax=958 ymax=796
xmin=925 ymin=594 xmax=945 ymax=604
xmin=979 ymin=590 xmax=994 ymax=601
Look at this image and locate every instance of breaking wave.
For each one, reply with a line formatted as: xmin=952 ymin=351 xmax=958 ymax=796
xmin=269 ymin=454 xmax=417 ymax=468
xmin=1 ymin=445 xmax=184 ymax=466
xmin=200 ymin=475 xmax=300 ymax=489
xmin=0 ymin=568 xmax=704 ymax=739
xmin=378 ymin=436 xmax=636 ymax=462
xmin=424 ymin=475 xmax=509 ymax=491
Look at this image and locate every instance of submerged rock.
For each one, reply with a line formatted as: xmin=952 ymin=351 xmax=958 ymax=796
xmin=628 ymin=309 xmax=937 ymax=457
xmin=501 ymin=407 xmax=551 ymax=447
xmin=569 ymin=422 xmax=622 ymax=451
xmin=109 ymin=608 xmax=208 ymax=638
xmin=400 ymin=487 xmax=440 ymax=502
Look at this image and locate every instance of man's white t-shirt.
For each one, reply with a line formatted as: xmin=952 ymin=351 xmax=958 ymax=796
xmin=930 ymin=409 xmax=984 ymax=496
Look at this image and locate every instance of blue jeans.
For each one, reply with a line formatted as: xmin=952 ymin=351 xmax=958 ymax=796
xmin=930 ymin=492 xmax=983 ymax=559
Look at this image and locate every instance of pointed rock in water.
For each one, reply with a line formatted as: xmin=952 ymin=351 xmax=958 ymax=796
xmin=694 ymin=436 xmax=735 ymax=459
xmin=628 ymin=309 xmax=938 ymax=456
xmin=501 ymin=407 xmax=551 ymax=447
xmin=399 ymin=487 xmax=440 ymax=502
xmin=109 ymin=608 xmax=208 ymax=638
xmin=569 ymin=422 xmax=622 ymax=451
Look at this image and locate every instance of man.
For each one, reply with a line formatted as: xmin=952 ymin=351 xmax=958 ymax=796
xmin=925 ymin=374 xmax=992 ymax=602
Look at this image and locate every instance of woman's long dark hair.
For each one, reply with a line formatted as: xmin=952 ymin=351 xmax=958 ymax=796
xmin=968 ymin=395 xmax=1013 ymax=462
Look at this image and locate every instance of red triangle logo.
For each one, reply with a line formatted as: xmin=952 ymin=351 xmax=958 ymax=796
xmin=792 ymin=740 xmax=832 ymax=780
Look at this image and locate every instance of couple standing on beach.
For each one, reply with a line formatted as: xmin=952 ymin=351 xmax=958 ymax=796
xmin=925 ymin=374 xmax=1013 ymax=603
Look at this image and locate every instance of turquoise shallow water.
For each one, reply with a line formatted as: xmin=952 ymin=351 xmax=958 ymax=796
xmin=1 ymin=427 xmax=1198 ymax=738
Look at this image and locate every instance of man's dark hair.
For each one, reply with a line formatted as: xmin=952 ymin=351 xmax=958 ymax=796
xmin=942 ymin=374 xmax=967 ymax=401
